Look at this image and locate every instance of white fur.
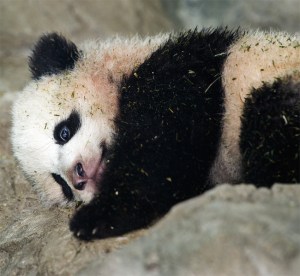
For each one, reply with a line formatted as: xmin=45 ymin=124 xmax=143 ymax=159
xmin=210 ymin=30 xmax=300 ymax=185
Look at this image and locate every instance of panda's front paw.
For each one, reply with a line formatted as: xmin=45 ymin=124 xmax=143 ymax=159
xmin=69 ymin=204 xmax=120 ymax=241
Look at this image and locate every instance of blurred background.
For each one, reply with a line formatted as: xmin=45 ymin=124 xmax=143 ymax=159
xmin=1 ymin=0 xmax=299 ymax=92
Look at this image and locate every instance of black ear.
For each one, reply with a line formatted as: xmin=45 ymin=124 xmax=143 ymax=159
xmin=29 ymin=33 xmax=80 ymax=79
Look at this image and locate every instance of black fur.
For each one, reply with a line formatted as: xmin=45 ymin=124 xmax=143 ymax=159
xmin=52 ymin=173 xmax=74 ymax=201
xmin=29 ymin=33 xmax=80 ymax=79
xmin=54 ymin=110 xmax=81 ymax=145
xmin=240 ymin=77 xmax=300 ymax=186
xmin=70 ymin=28 xmax=241 ymax=240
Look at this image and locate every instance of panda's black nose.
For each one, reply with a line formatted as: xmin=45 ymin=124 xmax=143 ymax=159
xmin=73 ymin=163 xmax=87 ymax=190
xmin=74 ymin=181 xmax=86 ymax=190
xmin=75 ymin=162 xmax=85 ymax=177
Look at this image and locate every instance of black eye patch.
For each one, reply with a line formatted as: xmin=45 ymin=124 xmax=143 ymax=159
xmin=52 ymin=173 xmax=74 ymax=201
xmin=54 ymin=111 xmax=81 ymax=145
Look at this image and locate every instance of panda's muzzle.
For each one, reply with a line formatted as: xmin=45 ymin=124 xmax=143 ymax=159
xmin=71 ymin=157 xmax=104 ymax=192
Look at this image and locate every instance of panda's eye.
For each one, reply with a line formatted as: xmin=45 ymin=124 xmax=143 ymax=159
xmin=59 ymin=126 xmax=71 ymax=142
xmin=53 ymin=111 xmax=81 ymax=145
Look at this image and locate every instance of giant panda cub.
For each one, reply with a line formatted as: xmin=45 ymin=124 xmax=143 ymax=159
xmin=12 ymin=28 xmax=300 ymax=240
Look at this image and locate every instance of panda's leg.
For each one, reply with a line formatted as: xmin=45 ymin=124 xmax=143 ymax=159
xmin=69 ymin=194 xmax=155 ymax=240
xmin=240 ymin=76 xmax=300 ymax=187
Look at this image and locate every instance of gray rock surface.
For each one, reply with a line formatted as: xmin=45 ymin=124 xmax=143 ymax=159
xmin=82 ymin=184 xmax=300 ymax=276
xmin=162 ymin=0 xmax=300 ymax=33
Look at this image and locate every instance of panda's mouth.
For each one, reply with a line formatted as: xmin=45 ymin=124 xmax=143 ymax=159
xmin=51 ymin=173 xmax=74 ymax=201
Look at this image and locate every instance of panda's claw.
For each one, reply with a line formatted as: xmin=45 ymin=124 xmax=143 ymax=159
xmin=92 ymin=228 xmax=98 ymax=235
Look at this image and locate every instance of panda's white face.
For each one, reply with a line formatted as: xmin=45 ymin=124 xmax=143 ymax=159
xmin=10 ymin=32 xmax=173 ymax=206
xmin=11 ymin=71 xmax=117 ymax=206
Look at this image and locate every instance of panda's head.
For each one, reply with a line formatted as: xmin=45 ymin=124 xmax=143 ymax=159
xmin=11 ymin=33 xmax=120 ymax=206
